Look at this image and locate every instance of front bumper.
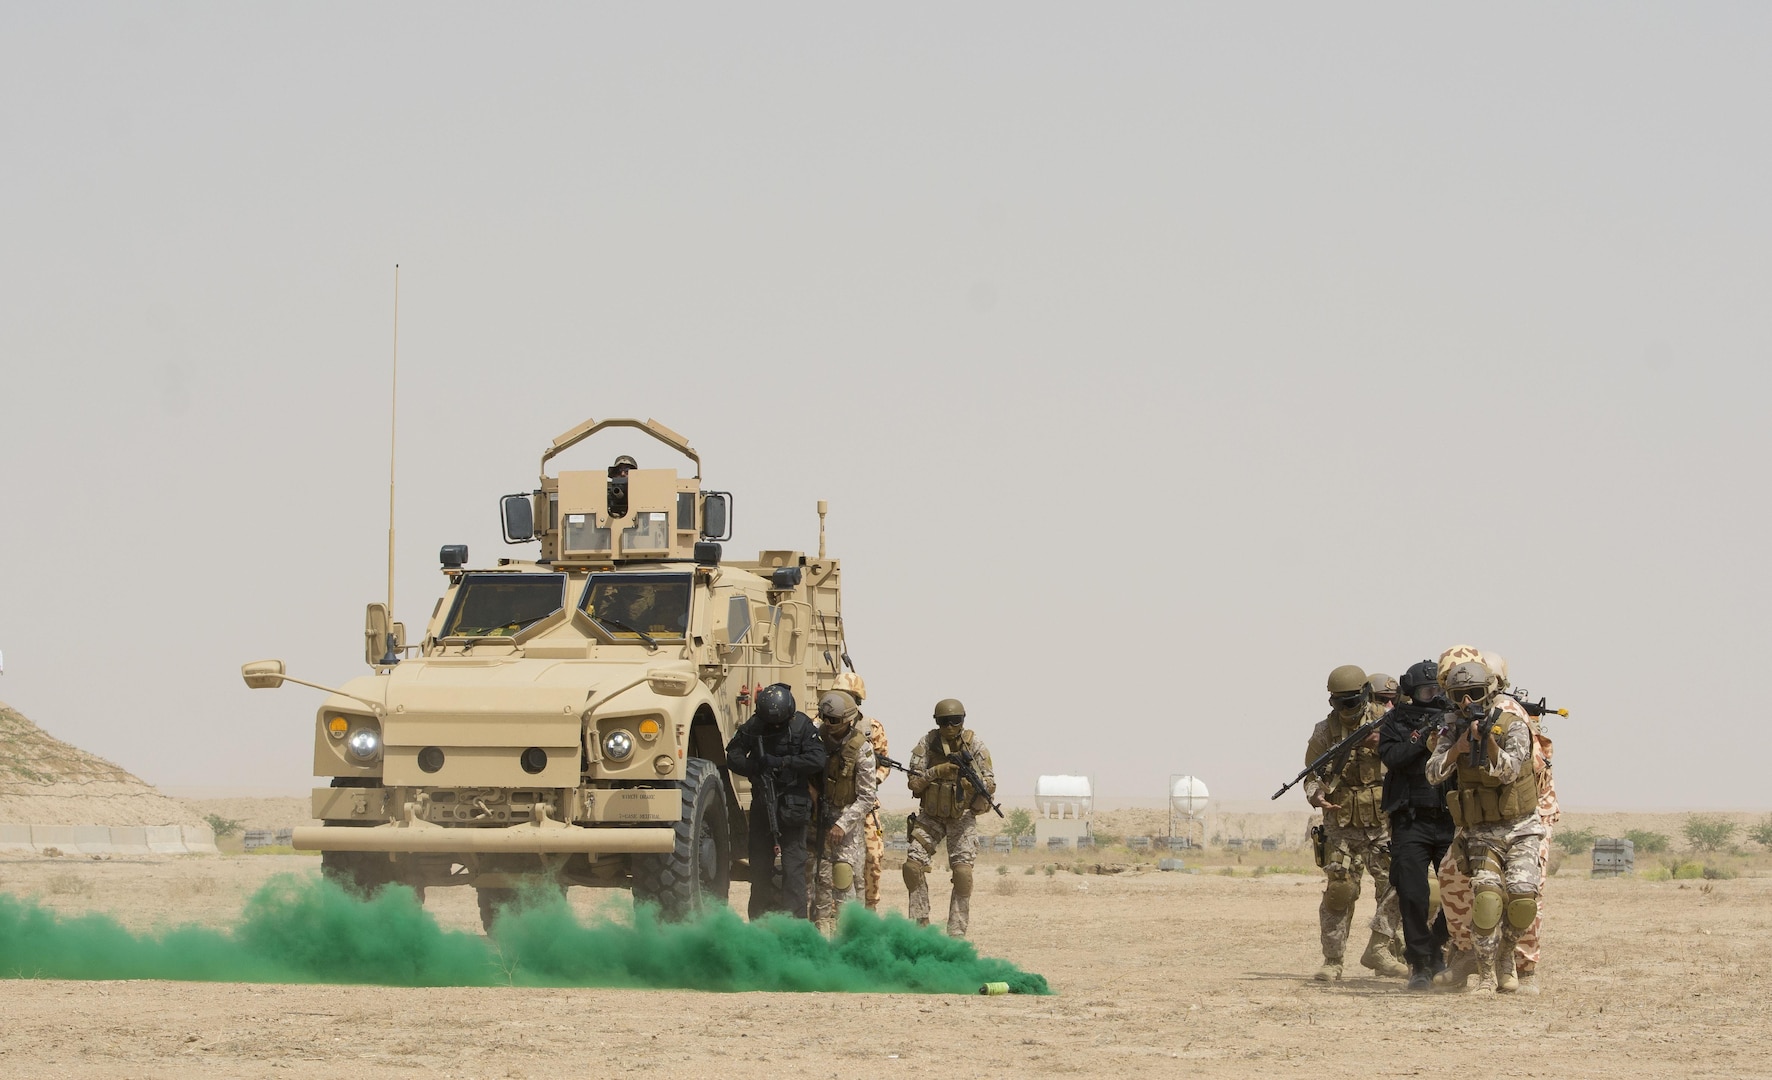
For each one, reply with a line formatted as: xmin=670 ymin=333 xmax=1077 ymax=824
xmin=292 ymin=821 xmax=676 ymax=854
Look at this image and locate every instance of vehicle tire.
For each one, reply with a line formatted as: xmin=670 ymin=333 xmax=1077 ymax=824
xmin=631 ymin=757 xmax=731 ymax=921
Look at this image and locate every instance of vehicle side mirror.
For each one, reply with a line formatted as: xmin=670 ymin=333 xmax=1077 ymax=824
xmin=365 ymin=603 xmax=399 ymax=667
xmin=242 ymin=660 xmax=286 ymax=689
xmin=701 ymin=492 xmax=732 ymax=541
xmin=501 ymin=493 xmax=535 ymax=543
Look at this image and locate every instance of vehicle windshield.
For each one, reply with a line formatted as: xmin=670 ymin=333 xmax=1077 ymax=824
xmin=441 ymin=574 xmax=566 ymax=638
xmin=580 ymin=572 xmax=692 ymax=642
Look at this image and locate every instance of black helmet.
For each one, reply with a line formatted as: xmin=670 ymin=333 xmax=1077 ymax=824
xmin=755 ymin=683 xmax=795 ymax=728
xmin=1398 ymin=660 xmax=1442 ymax=706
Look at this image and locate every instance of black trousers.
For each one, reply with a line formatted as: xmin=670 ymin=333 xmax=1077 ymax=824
xmin=1388 ymin=806 xmax=1455 ymax=972
xmin=745 ymin=801 xmax=810 ymax=920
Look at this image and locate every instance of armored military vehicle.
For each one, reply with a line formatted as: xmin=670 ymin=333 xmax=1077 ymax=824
xmin=242 ymin=417 xmax=851 ymax=925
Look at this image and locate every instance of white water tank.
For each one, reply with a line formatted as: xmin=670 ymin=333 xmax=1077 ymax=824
xmin=1169 ymin=775 xmax=1209 ymax=815
xmin=1035 ymin=774 xmax=1093 ymax=819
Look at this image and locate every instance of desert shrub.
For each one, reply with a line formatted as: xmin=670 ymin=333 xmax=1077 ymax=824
xmin=42 ymin=872 xmax=93 ymax=897
xmin=1639 ymin=865 xmax=1672 ymax=882
xmin=1672 ymin=862 xmax=1706 ymax=880
xmin=995 ymin=863 xmax=1008 ymax=876
xmin=1553 ymin=827 xmax=1597 ymax=855
xmin=1747 ymin=815 xmax=1772 ymax=849
xmin=1003 ymin=808 xmax=1034 ymax=841
xmin=203 ymin=813 xmax=243 ymax=838
xmin=877 ymin=811 xmax=908 ymax=837
xmin=1043 ymin=864 xmax=1056 ymax=877
xmin=993 ymin=876 xmax=1019 ymax=897
xmin=1682 ymin=815 xmax=1738 ymax=853
xmin=1092 ymin=833 xmax=1123 ymax=849
xmin=1625 ymin=829 xmax=1670 ymax=854
xmin=1023 ymin=865 xmax=1035 ymax=875
xmin=1217 ymin=866 xmax=1236 ymax=876
xmin=1702 ymin=864 xmax=1736 ymax=880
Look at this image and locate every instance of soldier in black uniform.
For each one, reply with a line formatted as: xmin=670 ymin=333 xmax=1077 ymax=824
xmin=725 ymin=683 xmax=826 ymax=920
xmin=1379 ymin=659 xmax=1455 ymax=990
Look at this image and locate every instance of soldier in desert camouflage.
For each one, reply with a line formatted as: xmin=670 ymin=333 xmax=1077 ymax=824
xmin=1304 ymin=665 xmax=1407 ymax=980
xmin=833 ymin=672 xmax=891 ymax=911
xmin=811 ymin=691 xmax=878 ymax=936
xmin=1427 ymin=658 xmax=1548 ymax=993
xmin=1436 ymin=649 xmax=1558 ymax=993
xmin=904 ymin=698 xmax=995 ymax=937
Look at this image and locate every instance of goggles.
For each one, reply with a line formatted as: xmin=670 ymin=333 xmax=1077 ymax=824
xmin=1328 ymin=692 xmax=1365 ymax=710
xmin=936 ymin=715 xmax=965 ymax=727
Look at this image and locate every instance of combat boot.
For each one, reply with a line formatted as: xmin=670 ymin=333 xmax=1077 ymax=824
xmin=1313 ymin=958 xmax=1343 ymax=982
xmin=1473 ymin=951 xmax=1497 ymax=993
xmin=1495 ymin=948 xmax=1519 ymax=993
xmin=1406 ymin=967 xmax=1433 ymax=992
xmin=1360 ymin=931 xmax=1409 ymax=977
xmin=1434 ymin=948 xmax=1475 ymax=990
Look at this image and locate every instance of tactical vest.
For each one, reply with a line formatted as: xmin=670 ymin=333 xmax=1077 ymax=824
xmin=822 ymin=724 xmax=868 ymax=808
xmin=1445 ymin=716 xmax=1541 ymax=828
xmin=1323 ymin=711 xmax=1385 ymax=829
xmin=918 ymin=728 xmax=986 ymax=819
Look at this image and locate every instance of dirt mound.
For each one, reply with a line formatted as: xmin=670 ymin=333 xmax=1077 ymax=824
xmin=0 ymin=701 xmax=206 ymax=828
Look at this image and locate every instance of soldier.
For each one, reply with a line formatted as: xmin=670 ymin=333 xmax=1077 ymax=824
xmin=1437 ymin=650 xmax=1559 ymax=993
xmin=811 ymin=691 xmax=879 ymax=935
xmin=1427 ymin=659 xmax=1547 ymax=993
xmin=1303 ymin=664 xmax=1406 ymax=980
xmin=1378 ymin=660 xmax=1455 ymax=990
xmin=1368 ymin=672 xmax=1399 ymax=712
xmin=904 ymin=698 xmax=996 ymax=937
xmin=833 ymin=671 xmax=892 ymax=911
xmin=725 ymin=683 xmax=826 ymax=920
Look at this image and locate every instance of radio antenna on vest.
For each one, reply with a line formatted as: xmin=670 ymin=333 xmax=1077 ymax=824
xmin=387 ymin=264 xmax=400 ymax=616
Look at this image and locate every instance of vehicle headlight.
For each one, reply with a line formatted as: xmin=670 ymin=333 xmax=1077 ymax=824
xmin=603 ymin=729 xmax=635 ymax=762
xmin=347 ymin=727 xmax=382 ymax=761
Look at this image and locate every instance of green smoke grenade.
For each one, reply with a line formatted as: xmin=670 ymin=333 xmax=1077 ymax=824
xmin=0 ymin=874 xmax=1050 ymax=995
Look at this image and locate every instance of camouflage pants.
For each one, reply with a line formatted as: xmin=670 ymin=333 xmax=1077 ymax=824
xmin=1447 ymin=816 xmax=1547 ymax=963
xmin=1440 ymin=824 xmax=1551 ymax=969
xmin=812 ymin=817 xmax=869 ymax=932
xmin=905 ymin=810 xmax=977 ymax=936
xmin=1319 ymin=821 xmax=1400 ymax=962
xmin=863 ymin=810 xmax=884 ymax=910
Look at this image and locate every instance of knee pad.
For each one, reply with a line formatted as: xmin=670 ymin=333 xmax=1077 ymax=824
xmin=951 ymin=863 xmax=974 ymax=898
xmin=901 ymin=863 xmax=926 ymax=891
xmin=831 ymin=862 xmax=854 ymax=891
xmin=1505 ymin=894 xmax=1538 ymax=931
xmin=1427 ymin=872 xmax=1442 ymax=914
xmin=1323 ymin=869 xmax=1360 ymax=913
xmin=1472 ymin=886 xmax=1504 ymax=933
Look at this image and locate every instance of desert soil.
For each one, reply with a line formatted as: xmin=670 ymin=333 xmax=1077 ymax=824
xmin=2 ymin=842 xmax=1768 ymax=1079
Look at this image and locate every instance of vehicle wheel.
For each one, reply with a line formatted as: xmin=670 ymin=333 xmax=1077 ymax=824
xmin=632 ymin=757 xmax=731 ymax=921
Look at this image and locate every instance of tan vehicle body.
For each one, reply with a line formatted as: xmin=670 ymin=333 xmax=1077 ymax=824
xmin=247 ymin=418 xmax=850 ymax=918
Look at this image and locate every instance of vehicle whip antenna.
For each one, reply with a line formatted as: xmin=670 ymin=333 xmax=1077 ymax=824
xmin=817 ymin=499 xmax=827 ymax=560
xmin=387 ymin=264 xmax=400 ymax=618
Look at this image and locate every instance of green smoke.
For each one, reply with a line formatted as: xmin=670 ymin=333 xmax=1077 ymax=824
xmin=0 ymin=875 xmax=1049 ymax=995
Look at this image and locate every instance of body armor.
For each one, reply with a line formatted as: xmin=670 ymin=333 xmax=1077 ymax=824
xmin=1445 ymin=715 xmax=1541 ymax=828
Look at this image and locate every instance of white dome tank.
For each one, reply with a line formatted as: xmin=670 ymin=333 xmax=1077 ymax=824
xmin=1169 ymin=775 xmax=1209 ymax=815
xmin=1035 ymin=774 xmax=1093 ymax=819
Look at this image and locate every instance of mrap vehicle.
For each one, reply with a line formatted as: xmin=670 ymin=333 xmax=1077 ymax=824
xmin=242 ymin=417 xmax=851 ymax=925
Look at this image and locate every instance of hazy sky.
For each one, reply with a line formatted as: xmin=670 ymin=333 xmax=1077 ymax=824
xmin=2 ymin=5 xmax=1768 ymax=809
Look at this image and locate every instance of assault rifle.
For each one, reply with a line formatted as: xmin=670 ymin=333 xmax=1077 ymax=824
xmin=1509 ymin=689 xmax=1568 ymax=719
xmin=1272 ymin=713 xmax=1385 ymax=801
xmin=754 ymin=733 xmax=782 ymax=871
xmin=879 ymin=751 xmax=1003 ymax=817
xmin=1439 ymin=703 xmax=1505 ymax=771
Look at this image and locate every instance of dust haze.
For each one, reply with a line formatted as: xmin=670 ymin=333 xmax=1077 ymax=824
xmin=2 ymin=6 xmax=1769 ymax=809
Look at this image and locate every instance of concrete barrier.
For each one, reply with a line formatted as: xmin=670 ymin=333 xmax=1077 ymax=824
xmin=0 ymin=824 xmax=218 ymax=855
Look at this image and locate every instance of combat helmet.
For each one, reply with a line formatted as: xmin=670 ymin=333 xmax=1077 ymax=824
xmin=1367 ymin=672 xmax=1398 ymax=703
xmin=1398 ymin=660 xmax=1442 ymax=706
xmin=1327 ymin=665 xmax=1369 ymax=714
xmin=833 ymin=671 xmax=867 ymax=703
xmin=933 ymin=698 xmax=966 ymax=726
xmin=1480 ymin=651 xmax=1510 ymax=692
xmin=1443 ymin=661 xmax=1493 ymax=710
xmin=1437 ymin=644 xmax=1483 ymax=687
xmin=755 ymin=683 xmax=796 ymax=728
xmin=818 ymin=691 xmax=860 ymax=726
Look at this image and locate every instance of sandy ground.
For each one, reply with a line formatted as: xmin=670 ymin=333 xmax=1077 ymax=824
xmin=3 ymin=847 xmax=1769 ymax=1080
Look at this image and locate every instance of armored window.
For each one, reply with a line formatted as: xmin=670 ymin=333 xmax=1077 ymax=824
xmin=441 ymin=574 xmax=566 ymax=638
xmin=676 ymin=491 xmax=696 ymax=534
xmin=563 ymin=513 xmax=610 ymax=554
xmin=619 ymin=511 xmax=671 ymax=554
xmin=726 ymin=596 xmax=752 ymax=644
xmin=580 ymin=572 xmax=693 ymax=642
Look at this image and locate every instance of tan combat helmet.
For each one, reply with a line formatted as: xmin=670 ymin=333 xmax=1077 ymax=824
xmin=833 ymin=671 xmax=867 ymax=704
xmin=933 ymin=698 xmax=965 ymax=730
xmin=1443 ymin=660 xmax=1493 ymax=707
xmin=1437 ymin=644 xmax=1483 ymax=687
xmin=1480 ymin=651 xmax=1510 ymax=692
xmin=818 ymin=691 xmax=860 ymax=726
xmin=1367 ymin=672 xmax=1398 ymax=703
